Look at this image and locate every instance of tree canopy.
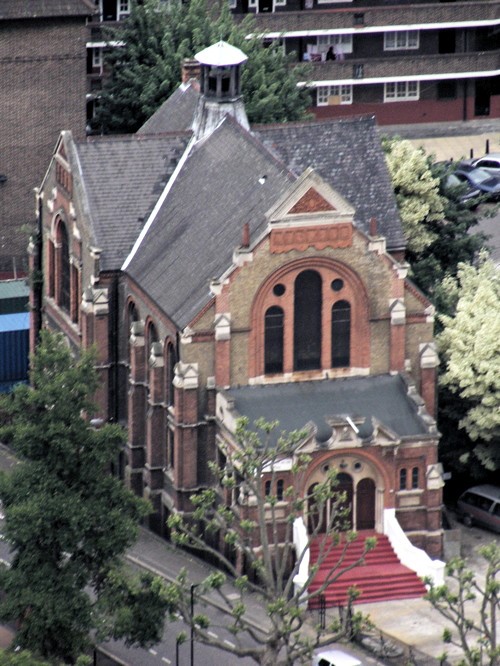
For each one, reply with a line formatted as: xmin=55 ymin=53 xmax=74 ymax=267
xmin=167 ymin=417 xmax=375 ymax=665
xmin=0 ymin=331 xmax=170 ymax=663
xmin=93 ymin=0 xmax=312 ymax=133
xmin=437 ymin=256 xmax=500 ymax=472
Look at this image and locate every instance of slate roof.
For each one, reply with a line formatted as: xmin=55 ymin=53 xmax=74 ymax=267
xmin=225 ymin=374 xmax=432 ymax=441
xmin=126 ymin=117 xmax=295 ymax=328
xmin=74 ymin=133 xmax=190 ymax=271
xmin=254 ymin=116 xmax=405 ymax=251
xmin=137 ymin=84 xmax=200 ymax=135
xmin=0 ymin=0 xmax=95 ymax=18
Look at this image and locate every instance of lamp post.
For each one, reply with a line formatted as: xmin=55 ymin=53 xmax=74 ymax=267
xmin=190 ymin=583 xmax=200 ymax=666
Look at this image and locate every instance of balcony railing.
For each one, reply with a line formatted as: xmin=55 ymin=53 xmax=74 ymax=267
xmin=299 ymin=49 xmax=500 ymax=82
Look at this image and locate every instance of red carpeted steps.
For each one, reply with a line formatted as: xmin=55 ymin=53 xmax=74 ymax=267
xmin=308 ymin=532 xmax=427 ymax=607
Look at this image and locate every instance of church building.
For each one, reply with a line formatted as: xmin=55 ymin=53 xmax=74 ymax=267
xmin=31 ymin=41 xmax=444 ymax=602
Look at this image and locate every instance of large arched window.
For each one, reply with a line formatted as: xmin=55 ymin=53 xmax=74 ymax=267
xmin=58 ymin=222 xmax=70 ymax=312
xmin=294 ymin=270 xmax=322 ymax=371
xmin=264 ymin=306 xmax=284 ymax=374
xmin=331 ymin=300 xmax=351 ymax=368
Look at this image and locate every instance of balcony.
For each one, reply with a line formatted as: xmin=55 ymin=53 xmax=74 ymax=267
xmin=246 ymin=1 xmax=500 ymax=34
xmin=299 ymin=48 xmax=500 ymax=83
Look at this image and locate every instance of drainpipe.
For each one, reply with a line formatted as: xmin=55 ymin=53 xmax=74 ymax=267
xmin=462 ymin=80 xmax=468 ymax=121
xmin=32 ymin=190 xmax=44 ymax=346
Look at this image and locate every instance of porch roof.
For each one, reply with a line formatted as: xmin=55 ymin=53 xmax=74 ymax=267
xmin=224 ymin=374 xmax=433 ymax=442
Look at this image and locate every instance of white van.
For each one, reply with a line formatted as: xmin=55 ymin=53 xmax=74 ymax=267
xmin=312 ymin=648 xmax=362 ymax=666
xmin=457 ymin=485 xmax=500 ymax=533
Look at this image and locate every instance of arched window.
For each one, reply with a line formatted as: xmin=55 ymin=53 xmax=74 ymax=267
xmin=399 ymin=468 xmax=407 ymax=490
xmin=264 ymin=480 xmax=271 ymax=497
xmin=411 ymin=466 xmax=419 ymax=489
xmin=58 ymin=222 xmax=70 ymax=312
xmin=294 ymin=270 xmax=322 ymax=371
xmin=147 ymin=322 xmax=158 ymax=359
xmin=166 ymin=341 xmax=177 ymax=407
xmin=331 ymin=300 xmax=351 ymax=368
xmin=264 ymin=306 xmax=284 ymax=374
xmin=276 ymin=479 xmax=284 ymax=501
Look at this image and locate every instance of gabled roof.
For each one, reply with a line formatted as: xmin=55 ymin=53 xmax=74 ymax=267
xmin=137 ymin=83 xmax=200 ymax=135
xmin=225 ymin=374 xmax=433 ymax=441
xmin=126 ymin=117 xmax=295 ymax=328
xmin=0 ymin=0 xmax=95 ymax=19
xmin=74 ymin=133 xmax=190 ymax=271
xmin=254 ymin=116 xmax=405 ymax=251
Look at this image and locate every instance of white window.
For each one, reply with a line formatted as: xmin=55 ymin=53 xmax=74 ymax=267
xmin=118 ymin=0 xmax=130 ymax=18
xmin=228 ymin=0 xmax=237 ymax=7
xmin=317 ymin=34 xmax=353 ymax=55
xmin=92 ymin=47 xmax=102 ymax=69
xmin=317 ymin=84 xmax=353 ymax=106
xmin=384 ymin=30 xmax=419 ymax=51
xmin=384 ymin=81 xmax=420 ymax=102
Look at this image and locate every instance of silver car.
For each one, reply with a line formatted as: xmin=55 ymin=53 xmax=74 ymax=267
xmin=471 ymin=153 xmax=500 ymax=177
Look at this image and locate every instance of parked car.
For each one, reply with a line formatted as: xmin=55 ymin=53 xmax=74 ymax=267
xmin=312 ymin=648 xmax=362 ymax=666
xmin=471 ymin=153 xmax=500 ymax=178
xmin=442 ymin=172 xmax=482 ymax=206
xmin=457 ymin=485 xmax=500 ymax=533
xmin=453 ymin=163 xmax=500 ymax=201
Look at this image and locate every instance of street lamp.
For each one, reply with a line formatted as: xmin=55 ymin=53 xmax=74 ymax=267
xmin=190 ymin=583 xmax=200 ymax=666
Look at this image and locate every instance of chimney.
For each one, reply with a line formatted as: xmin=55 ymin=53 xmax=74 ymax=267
xmin=369 ymin=217 xmax=378 ymax=236
xmin=241 ymin=222 xmax=250 ymax=248
xmin=181 ymin=58 xmax=201 ymax=85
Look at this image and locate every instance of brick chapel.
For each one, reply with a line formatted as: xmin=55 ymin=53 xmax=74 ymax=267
xmin=31 ymin=41 xmax=445 ymax=590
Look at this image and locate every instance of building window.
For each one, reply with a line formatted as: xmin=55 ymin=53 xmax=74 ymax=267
xmin=317 ymin=85 xmax=353 ymax=106
xmin=438 ymin=80 xmax=457 ymax=99
xmin=399 ymin=468 xmax=407 ymax=490
xmin=58 ymin=223 xmax=71 ymax=312
xmin=167 ymin=427 xmax=174 ymax=469
xmin=276 ymin=479 xmax=284 ymax=501
xmin=294 ymin=270 xmax=322 ymax=371
xmin=118 ymin=0 xmax=130 ymax=18
xmin=92 ymin=48 xmax=102 ymax=69
xmin=166 ymin=341 xmax=176 ymax=406
xmin=264 ymin=306 xmax=284 ymax=374
xmin=384 ymin=30 xmax=419 ymax=51
xmin=411 ymin=467 xmax=419 ymax=489
xmin=265 ymin=480 xmax=272 ymax=497
xmin=316 ymin=34 xmax=353 ymax=55
xmin=384 ymin=81 xmax=419 ymax=102
xmin=331 ymin=300 xmax=351 ymax=368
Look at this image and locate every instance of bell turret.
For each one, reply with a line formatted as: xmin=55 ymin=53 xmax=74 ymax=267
xmin=192 ymin=41 xmax=249 ymax=140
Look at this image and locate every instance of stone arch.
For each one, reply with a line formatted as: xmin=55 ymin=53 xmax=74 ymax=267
xmin=248 ymin=256 xmax=370 ymax=378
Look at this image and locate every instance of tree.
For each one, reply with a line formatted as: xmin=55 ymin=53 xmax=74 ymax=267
xmin=425 ymin=542 xmax=499 ymax=666
xmin=167 ymin=418 xmax=375 ymax=666
xmin=0 ymin=331 xmax=170 ymax=663
xmin=437 ymin=255 xmax=500 ymax=472
xmin=92 ymin=0 xmax=312 ymax=133
xmin=383 ymin=137 xmax=446 ymax=256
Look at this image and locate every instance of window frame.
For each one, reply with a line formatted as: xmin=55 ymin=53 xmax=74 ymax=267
xmin=384 ymin=81 xmax=420 ymax=102
xmin=384 ymin=30 xmax=419 ymax=51
xmin=317 ymin=84 xmax=353 ymax=106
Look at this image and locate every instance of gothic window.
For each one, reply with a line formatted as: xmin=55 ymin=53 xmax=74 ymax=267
xmin=331 ymin=300 xmax=351 ymax=368
xmin=294 ymin=270 xmax=322 ymax=371
xmin=264 ymin=306 xmax=284 ymax=374
xmin=58 ymin=222 xmax=70 ymax=312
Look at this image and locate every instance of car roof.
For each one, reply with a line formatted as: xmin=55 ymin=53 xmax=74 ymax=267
xmin=314 ymin=649 xmax=362 ymax=666
xmin=474 ymin=153 xmax=500 ymax=161
xmin=461 ymin=485 xmax=500 ymax=501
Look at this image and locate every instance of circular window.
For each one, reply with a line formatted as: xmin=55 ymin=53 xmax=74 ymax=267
xmin=273 ymin=283 xmax=286 ymax=296
xmin=353 ymin=461 xmax=363 ymax=472
xmin=331 ymin=279 xmax=344 ymax=292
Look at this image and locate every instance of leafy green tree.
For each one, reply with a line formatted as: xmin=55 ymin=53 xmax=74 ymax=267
xmin=383 ymin=137 xmax=445 ymax=255
xmin=167 ymin=418 xmax=375 ymax=666
xmin=425 ymin=543 xmax=499 ymax=666
xmin=0 ymin=649 xmax=53 ymax=666
xmin=93 ymin=0 xmax=312 ymax=133
xmin=0 ymin=331 xmax=169 ymax=663
xmin=437 ymin=256 xmax=500 ymax=472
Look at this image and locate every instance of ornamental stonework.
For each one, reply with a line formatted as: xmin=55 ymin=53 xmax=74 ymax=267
xmin=288 ymin=187 xmax=335 ymax=214
xmin=270 ymin=223 xmax=352 ymax=253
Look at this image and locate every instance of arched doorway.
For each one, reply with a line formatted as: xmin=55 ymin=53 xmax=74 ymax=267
xmin=356 ymin=477 xmax=376 ymax=530
xmin=335 ymin=472 xmax=354 ymax=530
